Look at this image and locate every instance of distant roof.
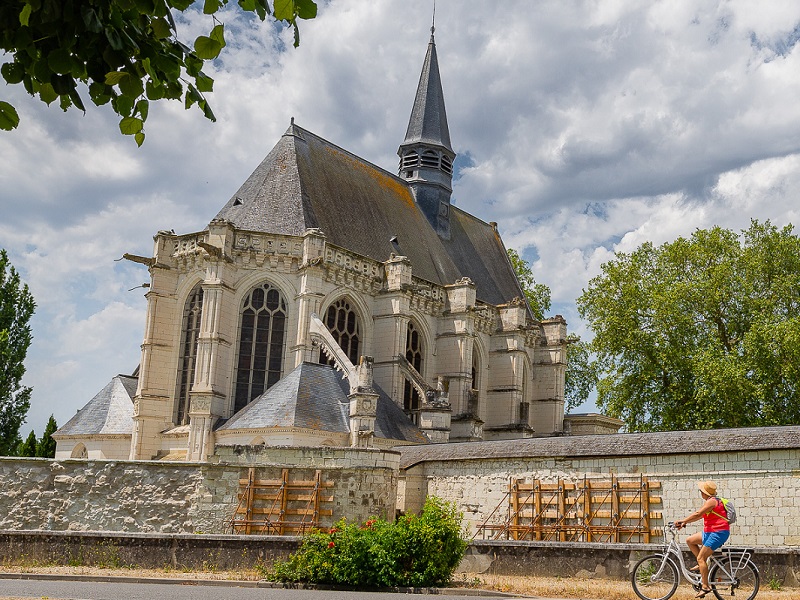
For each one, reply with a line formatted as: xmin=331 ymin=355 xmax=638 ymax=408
xmin=396 ymin=425 xmax=800 ymax=469
xmin=54 ymin=375 xmax=136 ymax=437
xmin=214 ymin=124 xmax=525 ymax=307
xmin=217 ymin=362 xmax=429 ymax=444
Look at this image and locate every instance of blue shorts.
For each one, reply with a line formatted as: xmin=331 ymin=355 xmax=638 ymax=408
xmin=702 ymin=530 xmax=730 ymax=550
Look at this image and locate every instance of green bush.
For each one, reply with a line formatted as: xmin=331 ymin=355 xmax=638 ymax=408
xmin=266 ymin=496 xmax=467 ymax=588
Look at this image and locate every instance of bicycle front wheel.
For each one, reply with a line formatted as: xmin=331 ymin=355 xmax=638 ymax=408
xmin=631 ymin=554 xmax=680 ymax=600
xmin=709 ymin=559 xmax=759 ymax=600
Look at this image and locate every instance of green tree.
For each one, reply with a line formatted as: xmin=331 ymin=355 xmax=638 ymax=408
xmin=36 ymin=414 xmax=57 ymax=458
xmin=564 ymin=333 xmax=597 ymax=412
xmin=577 ymin=220 xmax=800 ymax=432
xmin=0 ymin=249 xmax=35 ymax=456
xmin=507 ymin=248 xmax=551 ymax=321
xmin=17 ymin=429 xmax=37 ymax=457
xmin=0 ymin=0 xmax=317 ymax=143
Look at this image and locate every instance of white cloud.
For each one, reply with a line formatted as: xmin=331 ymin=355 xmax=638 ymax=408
xmin=2 ymin=0 xmax=800 ymax=433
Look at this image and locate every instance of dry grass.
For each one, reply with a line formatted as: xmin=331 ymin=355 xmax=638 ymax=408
xmin=0 ymin=565 xmax=795 ymax=599
xmin=460 ymin=572 xmax=797 ymax=599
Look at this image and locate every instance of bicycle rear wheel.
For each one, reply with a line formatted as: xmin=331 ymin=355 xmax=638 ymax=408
xmin=709 ymin=559 xmax=759 ymax=600
xmin=631 ymin=554 xmax=680 ymax=600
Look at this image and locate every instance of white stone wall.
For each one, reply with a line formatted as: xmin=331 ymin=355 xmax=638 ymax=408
xmin=0 ymin=447 xmax=399 ymax=533
xmin=401 ymin=448 xmax=800 ymax=547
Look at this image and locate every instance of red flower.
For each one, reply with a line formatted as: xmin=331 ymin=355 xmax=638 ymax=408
xmin=328 ymin=541 xmax=335 ymax=548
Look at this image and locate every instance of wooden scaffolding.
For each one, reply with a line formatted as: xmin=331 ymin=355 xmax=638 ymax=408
xmin=229 ymin=468 xmax=334 ymax=535
xmin=475 ymin=475 xmax=662 ymax=543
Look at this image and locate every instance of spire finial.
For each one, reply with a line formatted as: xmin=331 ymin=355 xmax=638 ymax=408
xmin=431 ymin=0 xmax=435 ymax=37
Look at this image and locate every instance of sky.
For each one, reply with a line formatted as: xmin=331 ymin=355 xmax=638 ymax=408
xmin=2 ymin=0 xmax=800 ymax=437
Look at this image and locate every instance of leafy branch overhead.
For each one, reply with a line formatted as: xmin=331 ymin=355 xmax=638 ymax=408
xmin=0 ymin=0 xmax=317 ymax=145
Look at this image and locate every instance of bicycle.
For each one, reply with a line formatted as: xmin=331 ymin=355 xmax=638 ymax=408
xmin=631 ymin=522 xmax=759 ymax=600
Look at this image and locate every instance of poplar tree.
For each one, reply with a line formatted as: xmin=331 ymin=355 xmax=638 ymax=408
xmin=18 ymin=429 xmax=37 ymax=457
xmin=0 ymin=249 xmax=35 ymax=456
xmin=36 ymin=414 xmax=58 ymax=458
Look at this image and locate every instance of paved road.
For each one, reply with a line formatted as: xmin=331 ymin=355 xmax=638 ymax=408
xmin=0 ymin=577 xmax=525 ymax=600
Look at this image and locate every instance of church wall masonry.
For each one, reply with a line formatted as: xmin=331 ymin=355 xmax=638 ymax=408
xmin=0 ymin=447 xmax=398 ymax=533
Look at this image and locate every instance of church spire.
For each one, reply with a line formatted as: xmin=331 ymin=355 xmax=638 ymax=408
xmin=398 ymin=26 xmax=456 ymax=240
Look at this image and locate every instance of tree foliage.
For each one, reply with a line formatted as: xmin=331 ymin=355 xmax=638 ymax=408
xmin=0 ymin=249 xmax=35 ymax=456
xmin=564 ymin=333 xmax=597 ymax=412
xmin=17 ymin=429 xmax=37 ymax=457
xmin=36 ymin=414 xmax=57 ymax=457
xmin=577 ymin=220 xmax=800 ymax=432
xmin=507 ymin=248 xmax=551 ymax=321
xmin=0 ymin=0 xmax=317 ymax=143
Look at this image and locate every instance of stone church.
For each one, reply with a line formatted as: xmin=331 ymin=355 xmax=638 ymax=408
xmin=54 ymin=29 xmax=595 ymax=462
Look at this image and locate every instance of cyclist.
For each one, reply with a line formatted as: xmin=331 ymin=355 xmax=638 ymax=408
xmin=675 ymin=480 xmax=730 ymax=598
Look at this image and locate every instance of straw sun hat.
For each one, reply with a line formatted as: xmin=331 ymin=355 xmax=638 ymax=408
xmin=698 ymin=481 xmax=717 ymax=496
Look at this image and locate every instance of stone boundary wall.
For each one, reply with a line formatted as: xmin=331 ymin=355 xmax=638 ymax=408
xmin=0 ymin=446 xmax=399 ymax=533
xmin=0 ymin=532 xmax=797 ymax=587
xmin=398 ymin=427 xmax=800 ymax=548
xmin=462 ymin=540 xmax=800 ymax=587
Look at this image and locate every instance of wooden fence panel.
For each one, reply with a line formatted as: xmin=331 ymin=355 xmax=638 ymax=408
xmin=476 ymin=475 xmax=662 ymax=543
xmin=229 ymin=468 xmax=334 ymax=535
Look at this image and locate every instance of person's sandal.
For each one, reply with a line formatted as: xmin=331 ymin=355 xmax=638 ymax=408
xmin=695 ymin=588 xmax=713 ymax=598
xmin=690 ymin=565 xmax=700 ymax=572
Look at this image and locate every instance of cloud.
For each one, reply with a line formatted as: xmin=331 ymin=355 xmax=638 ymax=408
xmin=3 ymin=0 xmax=800 ymax=432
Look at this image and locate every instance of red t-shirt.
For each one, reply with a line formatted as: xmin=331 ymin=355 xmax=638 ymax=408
xmin=704 ymin=497 xmax=730 ymax=532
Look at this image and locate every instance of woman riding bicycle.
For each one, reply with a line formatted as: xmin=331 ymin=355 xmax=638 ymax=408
xmin=674 ymin=480 xmax=730 ymax=598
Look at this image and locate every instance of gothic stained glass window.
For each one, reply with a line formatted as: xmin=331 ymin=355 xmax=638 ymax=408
xmin=469 ymin=348 xmax=480 ymax=416
xmin=174 ymin=284 xmax=203 ymax=425
xmin=233 ymin=282 xmax=287 ymax=414
xmin=320 ymin=298 xmax=361 ymax=366
xmin=403 ymin=321 xmax=424 ymax=420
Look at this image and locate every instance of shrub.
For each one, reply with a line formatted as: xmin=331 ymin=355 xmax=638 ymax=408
xmin=266 ymin=496 xmax=467 ymax=588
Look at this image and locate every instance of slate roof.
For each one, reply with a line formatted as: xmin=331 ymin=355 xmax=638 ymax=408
xmin=214 ymin=124 xmax=525 ymax=307
xmin=217 ymin=362 xmax=429 ymax=444
xmin=402 ymin=31 xmax=453 ymax=153
xmin=54 ymin=375 xmax=136 ymax=437
xmin=396 ymin=425 xmax=800 ymax=469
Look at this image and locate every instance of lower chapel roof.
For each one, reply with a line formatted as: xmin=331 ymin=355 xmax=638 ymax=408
xmin=214 ymin=124 xmax=527 ymax=307
xmin=54 ymin=375 xmax=137 ymax=437
xmin=55 ymin=363 xmax=429 ymax=445
xmin=216 ymin=361 xmax=429 ymax=444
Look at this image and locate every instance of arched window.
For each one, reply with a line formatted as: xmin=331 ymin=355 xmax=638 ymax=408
xmin=320 ymin=298 xmax=361 ymax=366
xmin=174 ymin=284 xmax=203 ymax=425
xmin=519 ymin=360 xmax=530 ymax=425
xmin=403 ymin=321 xmax=424 ymax=421
xmin=469 ymin=348 xmax=480 ymax=415
xmin=234 ymin=282 xmax=287 ymax=414
xmin=71 ymin=443 xmax=88 ymax=459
